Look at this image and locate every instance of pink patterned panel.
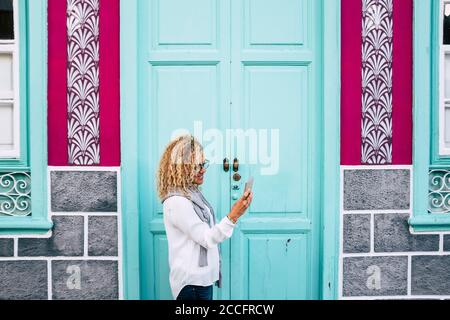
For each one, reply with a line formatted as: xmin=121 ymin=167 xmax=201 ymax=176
xmin=48 ymin=0 xmax=68 ymax=166
xmin=99 ymin=0 xmax=121 ymax=166
xmin=67 ymin=0 xmax=100 ymax=165
xmin=361 ymin=0 xmax=393 ymax=164
xmin=392 ymin=0 xmax=412 ymax=165
xmin=341 ymin=0 xmax=362 ymax=165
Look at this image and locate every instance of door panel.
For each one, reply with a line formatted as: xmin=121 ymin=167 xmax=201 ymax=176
xmin=246 ymin=0 xmax=308 ymax=47
xmin=246 ymin=234 xmax=309 ymax=299
xmin=153 ymin=235 xmax=171 ymax=299
xmin=242 ymin=66 xmax=308 ymax=213
xmin=155 ymin=0 xmax=216 ymax=46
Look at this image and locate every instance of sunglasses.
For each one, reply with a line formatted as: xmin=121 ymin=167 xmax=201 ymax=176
xmin=197 ymin=159 xmax=210 ymax=170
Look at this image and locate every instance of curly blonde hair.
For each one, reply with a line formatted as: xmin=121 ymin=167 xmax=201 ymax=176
xmin=157 ymin=135 xmax=204 ymax=200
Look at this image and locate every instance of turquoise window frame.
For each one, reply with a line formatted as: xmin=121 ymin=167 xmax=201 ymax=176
xmin=0 ymin=0 xmax=52 ymax=234
xmin=432 ymin=0 xmax=450 ymax=165
xmin=410 ymin=0 xmax=450 ymax=231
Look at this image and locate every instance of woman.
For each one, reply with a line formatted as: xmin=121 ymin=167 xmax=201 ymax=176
xmin=157 ymin=135 xmax=253 ymax=300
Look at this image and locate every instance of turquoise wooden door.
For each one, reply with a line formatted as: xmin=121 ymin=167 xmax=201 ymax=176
xmin=137 ymin=0 xmax=323 ymax=300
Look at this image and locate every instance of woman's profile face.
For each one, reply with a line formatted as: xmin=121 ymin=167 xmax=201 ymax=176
xmin=194 ymin=166 xmax=206 ymax=185
xmin=193 ymin=154 xmax=208 ymax=185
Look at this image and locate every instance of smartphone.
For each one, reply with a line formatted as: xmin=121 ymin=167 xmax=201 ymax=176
xmin=244 ymin=176 xmax=254 ymax=198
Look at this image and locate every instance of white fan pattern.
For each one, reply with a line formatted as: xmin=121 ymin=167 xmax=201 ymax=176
xmin=67 ymin=0 xmax=100 ymax=165
xmin=361 ymin=0 xmax=393 ymax=164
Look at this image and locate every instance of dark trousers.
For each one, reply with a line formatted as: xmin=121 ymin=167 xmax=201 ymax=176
xmin=176 ymin=285 xmax=213 ymax=300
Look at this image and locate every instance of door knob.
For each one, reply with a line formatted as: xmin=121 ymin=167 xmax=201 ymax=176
xmin=233 ymin=158 xmax=239 ymax=172
xmin=223 ymin=158 xmax=230 ymax=172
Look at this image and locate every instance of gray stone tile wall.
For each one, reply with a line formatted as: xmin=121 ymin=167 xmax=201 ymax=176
xmin=18 ymin=216 xmax=84 ymax=257
xmin=343 ymin=214 xmax=371 ymax=253
xmin=411 ymin=256 xmax=450 ymax=295
xmin=88 ymin=216 xmax=118 ymax=256
xmin=374 ymin=213 xmax=439 ymax=252
xmin=0 ymin=261 xmax=48 ymax=300
xmin=0 ymin=170 xmax=120 ymax=300
xmin=52 ymin=260 xmax=119 ymax=300
xmin=343 ymin=256 xmax=408 ymax=297
xmin=0 ymin=239 xmax=14 ymax=257
xmin=51 ymin=171 xmax=118 ymax=212
xmin=343 ymin=169 xmax=410 ymax=211
xmin=342 ymin=168 xmax=450 ymax=299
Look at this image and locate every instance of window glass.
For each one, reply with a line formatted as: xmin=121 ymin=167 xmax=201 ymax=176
xmin=0 ymin=52 xmax=13 ymax=96
xmin=0 ymin=0 xmax=14 ymax=40
xmin=0 ymin=0 xmax=17 ymax=158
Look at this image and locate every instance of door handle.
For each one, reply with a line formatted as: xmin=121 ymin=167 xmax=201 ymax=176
xmin=223 ymin=158 xmax=230 ymax=172
xmin=233 ymin=158 xmax=239 ymax=172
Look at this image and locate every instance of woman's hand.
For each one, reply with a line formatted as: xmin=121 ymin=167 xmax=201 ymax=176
xmin=227 ymin=190 xmax=254 ymax=223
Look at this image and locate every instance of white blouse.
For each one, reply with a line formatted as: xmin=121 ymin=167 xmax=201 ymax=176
xmin=162 ymin=195 xmax=236 ymax=299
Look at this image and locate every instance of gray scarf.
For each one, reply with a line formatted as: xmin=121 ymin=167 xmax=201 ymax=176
xmin=162 ymin=186 xmax=222 ymax=287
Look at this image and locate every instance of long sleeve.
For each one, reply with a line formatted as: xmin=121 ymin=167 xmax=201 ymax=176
xmin=165 ymin=196 xmax=236 ymax=249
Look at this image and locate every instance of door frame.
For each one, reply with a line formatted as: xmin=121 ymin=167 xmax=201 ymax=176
xmin=119 ymin=0 xmax=341 ymax=300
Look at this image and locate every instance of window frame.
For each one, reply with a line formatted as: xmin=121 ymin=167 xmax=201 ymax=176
xmin=438 ymin=1 xmax=450 ymax=156
xmin=0 ymin=0 xmax=52 ymax=234
xmin=431 ymin=0 xmax=450 ymax=163
xmin=411 ymin=0 xmax=450 ymax=231
xmin=0 ymin=0 xmax=25 ymax=162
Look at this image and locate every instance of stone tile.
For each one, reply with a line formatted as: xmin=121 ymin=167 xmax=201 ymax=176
xmin=343 ymin=214 xmax=371 ymax=253
xmin=51 ymin=171 xmax=117 ymax=212
xmin=343 ymin=256 xmax=408 ymax=297
xmin=374 ymin=213 xmax=440 ymax=252
xmin=444 ymin=235 xmax=450 ymax=251
xmin=412 ymin=256 xmax=450 ymax=295
xmin=0 ymin=238 xmax=14 ymax=257
xmin=88 ymin=216 xmax=118 ymax=256
xmin=343 ymin=169 xmax=410 ymax=211
xmin=52 ymin=260 xmax=119 ymax=300
xmin=18 ymin=216 xmax=84 ymax=257
xmin=0 ymin=261 xmax=47 ymax=300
